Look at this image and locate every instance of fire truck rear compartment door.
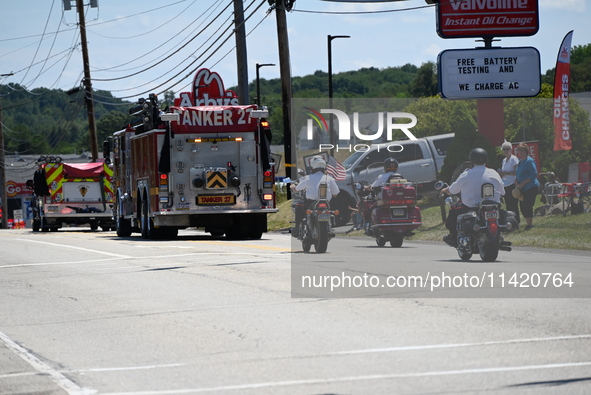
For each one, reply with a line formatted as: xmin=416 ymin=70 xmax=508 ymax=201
xmin=62 ymin=182 xmax=103 ymax=202
xmin=240 ymin=141 xmax=256 ymax=177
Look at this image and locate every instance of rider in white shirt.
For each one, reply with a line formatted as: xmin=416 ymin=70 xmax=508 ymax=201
xmin=370 ymin=158 xmax=403 ymax=192
xmin=291 ymin=156 xmax=339 ymax=237
xmin=439 ymin=148 xmax=504 ymax=246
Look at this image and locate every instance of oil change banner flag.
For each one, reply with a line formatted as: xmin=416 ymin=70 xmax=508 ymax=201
xmin=553 ymin=30 xmax=574 ymax=151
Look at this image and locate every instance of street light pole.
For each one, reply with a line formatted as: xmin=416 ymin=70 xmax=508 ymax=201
xmin=327 ymin=35 xmax=350 ymax=157
xmin=0 ymin=100 xmax=7 ymax=229
xmin=256 ymin=63 xmax=275 ymax=108
xmin=0 ymin=72 xmax=13 ymax=229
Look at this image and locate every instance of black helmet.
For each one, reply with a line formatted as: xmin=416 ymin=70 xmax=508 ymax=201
xmin=384 ymin=157 xmax=399 ymax=172
xmin=469 ymin=148 xmax=488 ymax=165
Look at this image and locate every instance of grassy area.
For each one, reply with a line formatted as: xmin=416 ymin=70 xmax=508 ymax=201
xmin=268 ymin=195 xmax=591 ymax=251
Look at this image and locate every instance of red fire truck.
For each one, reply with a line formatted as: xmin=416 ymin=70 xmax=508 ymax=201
xmin=29 ymin=157 xmax=115 ymax=232
xmin=108 ymin=68 xmax=277 ymax=239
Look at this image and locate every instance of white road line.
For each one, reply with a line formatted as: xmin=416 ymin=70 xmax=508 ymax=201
xmin=16 ymin=238 xmax=133 ymax=258
xmin=0 ymin=257 xmax=130 ymax=269
xmin=0 ymin=363 xmax=186 ymax=379
xmin=323 ymin=334 xmax=591 ymax=356
xmin=0 ymin=330 xmax=96 ymax=395
xmin=99 ymin=361 xmax=591 ymax=394
xmin=0 ymin=250 xmax=284 ymax=269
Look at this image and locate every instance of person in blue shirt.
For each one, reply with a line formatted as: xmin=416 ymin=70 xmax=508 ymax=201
xmin=514 ymin=142 xmax=540 ymax=231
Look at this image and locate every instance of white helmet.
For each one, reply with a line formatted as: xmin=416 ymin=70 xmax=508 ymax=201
xmin=310 ymin=156 xmax=327 ymax=172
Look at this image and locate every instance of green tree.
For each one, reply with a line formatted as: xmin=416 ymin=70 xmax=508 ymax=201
xmin=96 ymin=111 xmax=130 ymax=144
xmin=410 ymin=62 xmax=438 ymax=97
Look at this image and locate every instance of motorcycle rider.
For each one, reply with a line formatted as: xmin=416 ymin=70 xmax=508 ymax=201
xmin=291 ymin=156 xmax=340 ymax=237
xmin=368 ymin=157 xmax=403 ymax=193
xmin=439 ymin=148 xmax=504 ymax=247
xmin=356 ymin=157 xmax=405 ymax=234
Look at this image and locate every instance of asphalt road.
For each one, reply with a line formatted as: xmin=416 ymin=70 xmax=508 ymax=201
xmin=0 ymin=228 xmax=590 ymax=394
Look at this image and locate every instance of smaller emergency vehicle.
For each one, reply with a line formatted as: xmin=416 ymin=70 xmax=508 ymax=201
xmin=29 ymin=156 xmax=115 ymax=232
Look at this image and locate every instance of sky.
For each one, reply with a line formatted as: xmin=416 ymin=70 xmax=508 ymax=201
xmin=0 ymin=0 xmax=589 ymax=103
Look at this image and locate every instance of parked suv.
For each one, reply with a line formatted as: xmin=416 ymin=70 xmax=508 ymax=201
xmin=331 ymin=133 xmax=454 ymax=225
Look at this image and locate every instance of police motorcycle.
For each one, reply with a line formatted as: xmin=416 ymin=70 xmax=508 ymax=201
xmin=292 ymin=178 xmax=338 ymax=253
xmin=355 ymin=176 xmax=422 ymax=248
xmin=436 ymin=181 xmax=513 ymax=262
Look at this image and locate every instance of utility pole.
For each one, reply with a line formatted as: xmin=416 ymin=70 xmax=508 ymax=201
xmin=327 ymin=35 xmax=350 ymax=157
xmin=274 ymin=0 xmax=295 ymax=198
xmin=233 ymin=0 xmax=249 ymax=104
xmin=0 ymin=100 xmax=7 ymax=229
xmin=73 ymin=0 xmax=99 ymax=162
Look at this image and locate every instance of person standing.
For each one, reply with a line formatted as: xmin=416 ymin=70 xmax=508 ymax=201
xmin=498 ymin=141 xmax=520 ymax=224
xmin=514 ymin=142 xmax=540 ymax=231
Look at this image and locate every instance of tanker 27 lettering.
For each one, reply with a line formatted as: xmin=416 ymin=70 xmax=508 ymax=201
xmin=202 ymin=196 xmax=231 ymax=203
xmin=181 ymin=107 xmax=252 ymax=127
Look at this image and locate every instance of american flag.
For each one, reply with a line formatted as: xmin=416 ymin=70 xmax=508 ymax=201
xmin=326 ymin=156 xmax=346 ymax=181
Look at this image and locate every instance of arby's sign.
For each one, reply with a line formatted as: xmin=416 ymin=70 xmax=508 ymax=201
xmin=174 ymin=68 xmax=240 ymax=107
xmin=171 ymin=69 xmax=258 ymax=133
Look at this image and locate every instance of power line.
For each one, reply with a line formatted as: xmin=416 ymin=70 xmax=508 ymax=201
xmin=89 ymin=0 xmax=225 ymax=74
xmin=291 ymin=2 xmax=436 ymax=15
xmin=92 ymin=0 xmax=233 ymax=83
xmin=19 ymin=0 xmax=58 ymax=85
xmin=97 ymin=0 xmax=265 ymax=99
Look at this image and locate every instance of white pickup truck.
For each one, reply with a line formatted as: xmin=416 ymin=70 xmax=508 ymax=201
xmin=330 ymin=133 xmax=454 ymax=225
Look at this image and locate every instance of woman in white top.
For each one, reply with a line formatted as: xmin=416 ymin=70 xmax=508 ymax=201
xmin=498 ymin=141 xmax=520 ymax=224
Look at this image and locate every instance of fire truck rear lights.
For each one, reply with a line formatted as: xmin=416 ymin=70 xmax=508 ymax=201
xmin=160 ymin=197 xmax=169 ymax=204
xmin=160 ymin=174 xmax=168 ymax=180
xmin=263 ymin=193 xmax=273 ymax=201
xmin=187 ymin=137 xmax=243 ymax=143
xmin=264 ymin=171 xmax=272 ymax=177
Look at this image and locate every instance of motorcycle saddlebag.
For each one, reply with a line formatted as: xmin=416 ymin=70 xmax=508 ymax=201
xmin=377 ymin=182 xmax=416 ymax=206
xmin=457 ymin=211 xmax=477 ymax=234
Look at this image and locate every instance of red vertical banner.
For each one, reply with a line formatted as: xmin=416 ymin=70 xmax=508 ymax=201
xmin=553 ymin=30 xmax=574 ymax=151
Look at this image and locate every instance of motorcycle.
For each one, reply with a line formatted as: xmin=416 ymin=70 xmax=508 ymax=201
xmin=355 ymin=178 xmax=422 ymax=248
xmin=435 ymin=181 xmax=513 ymax=262
xmin=292 ymin=182 xmax=337 ymax=253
